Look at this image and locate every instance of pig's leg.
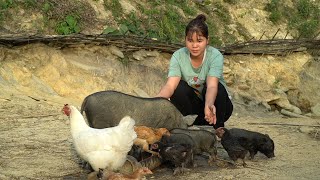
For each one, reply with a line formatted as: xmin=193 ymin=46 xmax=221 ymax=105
xmin=249 ymin=150 xmax=257 ymax=159
xmin=173 ymin=163 xmax=191 ymax=175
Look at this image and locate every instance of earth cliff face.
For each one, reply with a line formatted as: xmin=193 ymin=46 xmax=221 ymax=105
xmin=1 ymin=43 xmax=319 ymax=116
xmin=1 ymin=0 xmax=319 ymax=115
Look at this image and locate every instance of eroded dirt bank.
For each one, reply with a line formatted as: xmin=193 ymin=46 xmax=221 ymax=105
xmin=0 ymin=95 xmax=320 ymax=180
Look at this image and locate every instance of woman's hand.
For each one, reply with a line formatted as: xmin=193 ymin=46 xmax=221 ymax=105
xmin=204 ymin=76 xmax=219 ymax=125
xmin=204 ymin=104 xmax=216 ymax=125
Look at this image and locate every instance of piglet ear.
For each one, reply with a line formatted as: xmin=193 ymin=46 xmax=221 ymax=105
xmin=265 ymin=134 xmax=270 ymax=138
xmin=97 ymin=168 xmax=103 ymax=179
xmin=182 ymin=152 xmax=187 ymax=157
xmin=263 ymin=135 xmax=270 ymax=142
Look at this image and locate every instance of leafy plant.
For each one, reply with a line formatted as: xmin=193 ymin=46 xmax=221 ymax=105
xmin=119 ymin=12 xmax=143 ymax=35
xmin=56 ymin=15 xmax=80 ymax=35
xmin=102 ymin=24 xmax=129 ymax=35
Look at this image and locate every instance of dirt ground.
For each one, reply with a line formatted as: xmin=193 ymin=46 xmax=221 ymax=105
xmin=0 ymin=93 xmax=319 ymax=180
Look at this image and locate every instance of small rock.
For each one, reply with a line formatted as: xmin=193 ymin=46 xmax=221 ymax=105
xmin=311 ymin=103 xmax=320 ymax=116
xmin=109 ymin=45 xmax=124 ymax=59
xmin=133 ymin=88 xmax=150 ymax=98
xmin=299 ymin=126 xmax=315 ymax=134
xmin=223 ymin=175 xmax=234 ymax=180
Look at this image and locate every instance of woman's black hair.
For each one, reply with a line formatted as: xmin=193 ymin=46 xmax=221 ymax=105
xmin=185 ymin=14 xmax=208 ymax=39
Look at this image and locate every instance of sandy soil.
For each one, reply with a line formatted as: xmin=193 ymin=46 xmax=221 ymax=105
xmin=0 ymin=94 xmax=319 ymax=180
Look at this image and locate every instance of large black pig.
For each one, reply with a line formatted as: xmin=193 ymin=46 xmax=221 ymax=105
xmin=80 ymin=90 xmax=188 ymax=129
xmin=228 ymin=128 xmax=275 ymax=159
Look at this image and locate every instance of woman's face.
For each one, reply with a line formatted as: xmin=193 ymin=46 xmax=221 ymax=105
xmin=185 ymin=32 xmax=208 ymax=59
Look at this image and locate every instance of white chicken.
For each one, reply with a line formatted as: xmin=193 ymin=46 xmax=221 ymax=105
xmin=62 ymin=104 xmax=137 ymax=171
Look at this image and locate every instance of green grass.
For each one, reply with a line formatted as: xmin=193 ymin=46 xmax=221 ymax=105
xmin=0 ymin=0 xmax=13 ymax=10
xmin=104 ymin=0 xmax=123 ymax=21
xmin=265 ymin=0 xmax=320 ymax=38
xmin=224 ymin=0 xmax=237 ymax=5
xmin=213 ymin=2 xmax=232 ymax=24
xmin=0 ymin=0 xmax=317 ymax=45
xmin=0 ymin=0 xmax=13 ymax=22
xmin=265 ymin=0 xmax=282 ymax=23
xmin=104 ymin=1 xmax=193 ymax=43
xmin=22 ymin=0 xmax=36 ymax=9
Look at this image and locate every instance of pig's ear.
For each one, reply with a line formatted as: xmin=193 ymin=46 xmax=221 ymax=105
xmin=182 ymin=152 xmax=187 ymax=157
xmin=263 ymin=136 xmax=269 ymax=142
xmin=265 ymin=134 xmax=270 ymax=138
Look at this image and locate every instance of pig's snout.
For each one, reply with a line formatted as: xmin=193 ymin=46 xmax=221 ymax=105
xmin=266 ymin=152 xmax=275 ymax=158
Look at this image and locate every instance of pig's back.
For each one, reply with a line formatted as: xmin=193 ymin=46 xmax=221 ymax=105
xmin=81 ymin=90 xmax=187 ymax=129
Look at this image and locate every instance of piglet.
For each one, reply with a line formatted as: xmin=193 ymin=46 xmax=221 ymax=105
xmin=151 ymin=141 xmax=193 ymax=175
xmin=216 ymin=127 xmax=248 ymax=167
xmin=169 ymin=128 xmax=218 ymax=165
xmin=228 ymin=128 xmax=275 ymax=159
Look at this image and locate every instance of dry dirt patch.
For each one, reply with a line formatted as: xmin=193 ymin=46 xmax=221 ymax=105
xmin=0 ymin=95 xmax=319 ymax=180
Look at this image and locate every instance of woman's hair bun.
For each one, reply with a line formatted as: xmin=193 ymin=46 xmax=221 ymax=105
xmin=195 ymin=14 xmax=206 ymax=22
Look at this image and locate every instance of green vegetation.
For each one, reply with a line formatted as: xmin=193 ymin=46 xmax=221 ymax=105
xmin=44 ymin=0 xmax=96 ymax=35
xmin=105 ymin=0 xmax=123 ymax=21
xmin=103 ymin=0 xmax=197 ymax=43
xmin=265 ymin=0 xmax=282 ymax=23
xmin=22 ymin=0 xmax=36 ymax=8
xmin=0 ymin=0 xmax=13 ymax=9
xmin=0 ymin=0 xmax=96 ymax=35
xmin=224 ymin=0 xmax=237 ymax=5
xmin=0 ymin=0 xmax=13 ymax=22
xmin=56 ymin=15 xmax=80 ymax=35
xmin=118 ymin=12 xmax=143 ymax=35
xmin=0 ymin=0 xmax=318 ymax=45
xmin=265 ymin=0 xmax=320 ymax=38
xmin=214 ymin=2 xmax=232 ymax=24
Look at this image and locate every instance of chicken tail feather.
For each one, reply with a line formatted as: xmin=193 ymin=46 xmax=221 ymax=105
xmin=118 ymin=116 xmax=136 ymax=130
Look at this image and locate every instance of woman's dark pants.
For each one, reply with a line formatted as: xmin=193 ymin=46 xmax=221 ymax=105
xmin=170 ymin=80 xmax=233 ymax=129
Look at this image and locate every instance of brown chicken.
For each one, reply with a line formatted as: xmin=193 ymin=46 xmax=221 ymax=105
xmin=133 ymin=126 xmax=170 ymax=156
xmin=87 ymin=167 xmax=153 ymax=180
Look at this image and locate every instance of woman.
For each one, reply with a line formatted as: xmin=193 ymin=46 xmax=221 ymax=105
xmin=156 ymin=14 xmax=233 ymax=129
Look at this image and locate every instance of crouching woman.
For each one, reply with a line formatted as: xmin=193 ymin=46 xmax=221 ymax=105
xmin=156 ymin=14 xmax=233 ymax=129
